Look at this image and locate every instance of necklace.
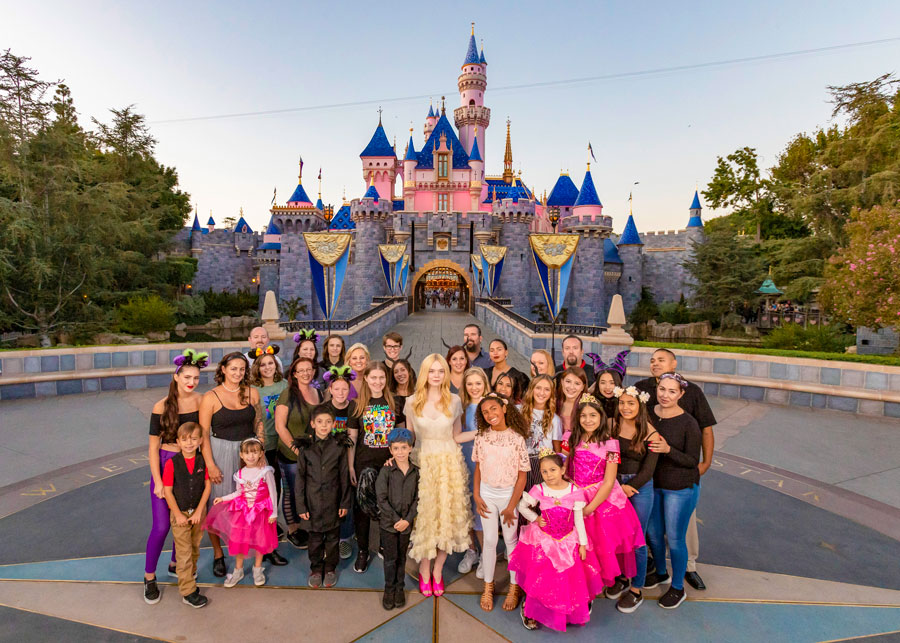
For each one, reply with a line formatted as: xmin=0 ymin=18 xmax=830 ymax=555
xmin=223 ymin=383 xmax=240 ymax=393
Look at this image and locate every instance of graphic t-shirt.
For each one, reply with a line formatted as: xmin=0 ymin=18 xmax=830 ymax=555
xmin=521 ymin=407 xmax=563 ymax=456
xmin=323 ymin=399 xmax=359 ymax=436
xmin=254 ymin=380 xmax=288 ymax=451
xmin=354 ymin=396 xmax=396 ymax=471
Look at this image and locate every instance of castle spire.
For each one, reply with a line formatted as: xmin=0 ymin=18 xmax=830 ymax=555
xmin=298 ymin=156 xmax=303 ymax=184
xmin=502 ymin=118 xmax=514 ymax=184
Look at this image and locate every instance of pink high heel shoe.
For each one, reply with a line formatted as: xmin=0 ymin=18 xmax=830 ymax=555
xmin=432 ymin=577 xmax=445 ymax=597
xmin=419 ymin=577 xmax=433 ymax=597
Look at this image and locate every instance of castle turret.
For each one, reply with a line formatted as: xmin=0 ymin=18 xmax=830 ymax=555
xmin=571 ymin=163 xmax=604 ymax=224
xmin=403 ymin=129 xmax=418 ymax=210
xmin=547 ymin=172 xmax=579 ymax=221
xmin=360 ymin=113 xmax=397 ymax=201
xmin=495 ymin=190 xmax=536 ymax=316
xmin=467 ymin=127 xmax=484 ymax=211
xmin=206 ymin=213 xmax=215 ymax=233
xmin=617 ymin=214 xmax=644 ymax=315
xmin=454 ymin=24 xmax=490 ymax=167
xmin=424 ymin=104 xmax=437 ymax=140
xmin=255 ymin=216 xmax=282 ymax=314
xmin=502 ymin=119 xmax=514 ymax=184
xmin=687 ymin=190 xmax=703 ymax=228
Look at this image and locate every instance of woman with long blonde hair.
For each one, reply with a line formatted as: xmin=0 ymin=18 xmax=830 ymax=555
xmin=519 ymin=375 xmax=563 ymax=489
xmin=403 ymin=354 xmax=472 ymax=598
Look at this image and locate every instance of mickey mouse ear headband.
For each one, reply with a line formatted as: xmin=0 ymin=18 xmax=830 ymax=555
xmin=584 ymin=349 xmax=630 ymax=377
xmin=173 ymin=349 xmax=209 ymax=372
xmin=323 ymin=365 xmax=357 ymax=384
xmin=293 ymin=329 xmax=319 ymax=344
xmin=247 ymin=345 xmax=281 ymax=361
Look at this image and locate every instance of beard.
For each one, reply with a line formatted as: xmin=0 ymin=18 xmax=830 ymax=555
xmin=565 ymin=355 xmax=579 ymax=366
xmin=464 ymin=339 xmax=477 ymax=351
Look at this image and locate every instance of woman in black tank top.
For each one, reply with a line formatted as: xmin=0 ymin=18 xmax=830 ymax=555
xmin=200 ymin=352 xmax=263 ymax=577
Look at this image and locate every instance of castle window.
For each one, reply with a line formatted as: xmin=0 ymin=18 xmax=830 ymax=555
xmin=437 ymin=153 xmax=449 ymax=179
xmin=438 ymin=194 xmax=449 ymax=212
xmin=469 ymin=99 xmax=475 ymax=106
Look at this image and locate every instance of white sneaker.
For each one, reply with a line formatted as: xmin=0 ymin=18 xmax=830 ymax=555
xmin=252 ymin=566 xmax=266 ymax=586
xmin=458 ymin=549 xmax=478 ymax=574
xmin=475 ymin=556 xmax=484 ymax=579
xmin=223 ymin=567 xmax=244 ymax=588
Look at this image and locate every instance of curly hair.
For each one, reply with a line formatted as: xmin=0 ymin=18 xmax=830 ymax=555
xmin=215 ymin=352 xmax=250 ymax=405
xmin=475 ymin=394 xmax=530 ymax=440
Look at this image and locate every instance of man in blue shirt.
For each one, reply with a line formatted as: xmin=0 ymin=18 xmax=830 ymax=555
xmin=463 ymin=324 xmax=493 ymax=369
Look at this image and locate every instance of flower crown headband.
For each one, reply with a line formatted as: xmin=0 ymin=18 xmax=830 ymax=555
xmin=173 ymin=349 xmax=209 ymax=373
xmin=323 ymin=365 xmax=357 ymax=384
xmin=248 ymin=345 xmax=280 ymax=361
xmin=293 ymin=329 xmax=319 ymax=344
xmin=613 ymin=385 xmax=651 ymax=404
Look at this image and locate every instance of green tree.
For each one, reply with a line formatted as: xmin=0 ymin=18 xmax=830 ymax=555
xmin=628 ymin=287 xmax=659 ymax=340
xmin=703 ymin=146 xmax=771 ymax=242
xmin=820 ymin=205 xmax=900 ymax=329
xmin=683 ymin=228 xmax=764 ymax=327
xmin=279 ymin=296 xmax=309 ymax=322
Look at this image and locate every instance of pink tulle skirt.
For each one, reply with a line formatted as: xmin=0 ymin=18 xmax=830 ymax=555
xmin=205 ymin=498 xmax=278 ymax=557
xmin=508 ymin=534 xmax=596 ymax=632
xmin=583 ymin=499 xmax=645 ymax=595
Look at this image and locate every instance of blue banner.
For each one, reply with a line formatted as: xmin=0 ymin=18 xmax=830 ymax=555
xmin=303 ymin=232 xmax=352 ymax=320
xmin=399 ymin=254 xmax=410 ymax=294
xmin=528 ymin=234 xmax=579 ymax=321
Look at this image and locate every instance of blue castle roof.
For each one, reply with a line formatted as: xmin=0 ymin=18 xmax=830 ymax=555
xmin=206 ymin=215 xmax=215 ymax=226
xmin=427 ymin=105 xmax=435 ymax=119
xmin=604 ymin=238 xmax=622 ymax=263
xmin=479 ymin=47 xmax=487 ymax=64
xmin=690 ymin=190 xmax=702 ymax=210
xmin=574 ymin=169 xmax=602 ymax=207
xmin=468 ymin=136 xmax=482 ymax=162
xmin=329 ymin=204 xmax=355 ymax=230
xmin=265 ymin=218 xmax=281 ymax=235
xmin=191 ymin=213 xmax=202 ymax=231
xmin=287 ymin=183 xmax=312 ymax=204
xmin=483 ymin=177 xmax=532 ymax=203
xmin=363 ymin=183 xmax=380 ymax=201
xmin=619 ymin=214 xmax=642 ymax=245
xmin=416 ymin=112 xmax=470 ymax=169
xmin=315 ymin=197 xmax=324 ymax=211
xmin=234 ymin=217 xmax=253 ymax=234
xmin=258 ymin=242 xmax=281 ymax=251
xmin=360 ymin=121 xmax=396 ymax=158
xmin=463 ymin=34 xmax=479 ymax=65
xmin=404 ymin=135 xmax=417 ymax=161
xmin=546 ymin=174 xmax=579 ymax=207
xmin=392 ymin=199 xmax=404 ymax=211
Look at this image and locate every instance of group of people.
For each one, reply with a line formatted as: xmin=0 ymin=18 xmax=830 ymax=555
xmin=143 ymin=322 xmax=716 ymax=632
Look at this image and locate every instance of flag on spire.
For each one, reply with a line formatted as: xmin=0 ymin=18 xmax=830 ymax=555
xmin=588 ymin=142 xmax=596 ymax=163
xmin=271 ymin=186 xmax=277 ymax=205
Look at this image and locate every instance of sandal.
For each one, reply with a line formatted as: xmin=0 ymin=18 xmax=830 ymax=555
xmin=502 ymin=583 xmax=523 ymax=611
xmin=480 ymin=581 xmax=495 ymax=611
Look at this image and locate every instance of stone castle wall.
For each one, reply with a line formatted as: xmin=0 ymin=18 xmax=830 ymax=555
xmin=192 ymin=229 xmax=257 ymax=294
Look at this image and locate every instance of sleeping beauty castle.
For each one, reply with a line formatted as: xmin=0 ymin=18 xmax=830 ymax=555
xmin=178 ymin=26 xmax=705 ymax=328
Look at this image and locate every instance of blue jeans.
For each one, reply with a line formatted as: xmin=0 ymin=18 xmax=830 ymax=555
xmin=619 ymin=474 xmax=654 ymax=589
xmin=646 ymin=484 xmax=699 ymax=591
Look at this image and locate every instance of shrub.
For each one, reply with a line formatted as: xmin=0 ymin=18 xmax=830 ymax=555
xmin=657 ymin=295 xmax=692 ymax=325
xmin=762 ymin=323 xmax=852 ymax=353
xmin=176 ymin=295 xmax=207 ymax=324
xmin=200 ymin=289 xmax=259 ymax=318
xmin=116 ymin=295 xmax=175 ymax=335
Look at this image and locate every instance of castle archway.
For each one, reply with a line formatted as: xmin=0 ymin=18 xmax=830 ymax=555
xmin=409 ymin=259 xmax=472 ymax=314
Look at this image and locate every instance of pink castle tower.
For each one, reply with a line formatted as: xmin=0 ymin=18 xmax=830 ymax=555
xmin=360 ymin=110 xmax=398 ymax=201
xmin=454 ymin=23 xmax=490 ymax=168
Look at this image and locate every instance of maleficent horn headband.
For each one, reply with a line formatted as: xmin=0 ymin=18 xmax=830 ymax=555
xmin=173 ymin=349 xmax=209 ymax=372
xmin=584 ymin=349 xmax=630 ymax=376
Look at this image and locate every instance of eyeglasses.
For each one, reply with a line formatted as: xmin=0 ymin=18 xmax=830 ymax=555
xmin=295 ymin=368 xmax=314 ymax=375
xmin=384 ymin=344 xmax=401 ymax=350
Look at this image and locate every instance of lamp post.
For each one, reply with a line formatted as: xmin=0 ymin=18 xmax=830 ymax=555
xmin=549 ymin=206 xmax=560 ymax=232
xmin=323 ymin=204 xmax=334 ymax=230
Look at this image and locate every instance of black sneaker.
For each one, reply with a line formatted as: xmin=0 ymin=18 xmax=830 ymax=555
xmin=616 ymin=590 xmax=643 ymax=614
xmin=212 ymin=556 xmax=227 ymax=578
xmin=353 ymin=551 xmax=369 ymax=573
xmin=277 ymin=524 xmax=286 ymax=540
xmin=182 ymin=589 xmax=208 ymax=608
xmin=287 ymin=530 xmax=309 ymax=549
xmin=143 ymin=577 xmax=160 ymax=604
xmin=643 ymin=570 xmax=670 ymax=589
xmin=382 ymin=589 xmax=395 ymax=610
xmin=264 ymin=550 xmax=289 ymax=566
xmin=393 ymin=587 xmax=406 ymax=607
xmin=658 ymin=586 xmax=686 ymax=610
xmin=167 ymin=563 xmax=177 ymax=578
xmin=605 ymin=576 xmax=630 ymax=600
xmin=521 ymin=606 xmax=539 ymax=630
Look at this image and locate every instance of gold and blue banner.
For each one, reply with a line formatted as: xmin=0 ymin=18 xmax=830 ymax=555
xmin=378 ymin=244 xmax=407 ymax=296
xmin=471 ymin=253 xmax=485 ymax=296
xmin=398 ymin=254 xmax=410 ymax=294
xmin=480 ymin=245 xmax=507 ymax=297
xmin=529 ymin=234 xmax=579 ymax=319
xmin=303 ymin=232 xmax=352 ymax=320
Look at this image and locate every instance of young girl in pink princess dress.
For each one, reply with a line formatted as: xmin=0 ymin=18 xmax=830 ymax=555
xmin=508 ymin=450 xmax=602 ymax=632
xmin=204 ymin=437 xmax=278 ymax=587
xmin=566 ymin=394 xmax=645 ymax=596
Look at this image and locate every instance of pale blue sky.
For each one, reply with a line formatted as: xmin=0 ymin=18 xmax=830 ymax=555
xmin=3 ymin=1 xmax=899 ymax=233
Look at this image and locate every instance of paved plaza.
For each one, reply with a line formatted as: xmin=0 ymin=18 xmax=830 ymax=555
xmin=1 ymin=312 xmax=899 ymax=642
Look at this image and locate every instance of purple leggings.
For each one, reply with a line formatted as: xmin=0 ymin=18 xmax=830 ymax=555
xmin=144 ymin=449 xmax=178 ymax=574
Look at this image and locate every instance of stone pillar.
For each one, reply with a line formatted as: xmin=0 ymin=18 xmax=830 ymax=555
xmin=261 ymin=290 xmax=286 ymax=340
